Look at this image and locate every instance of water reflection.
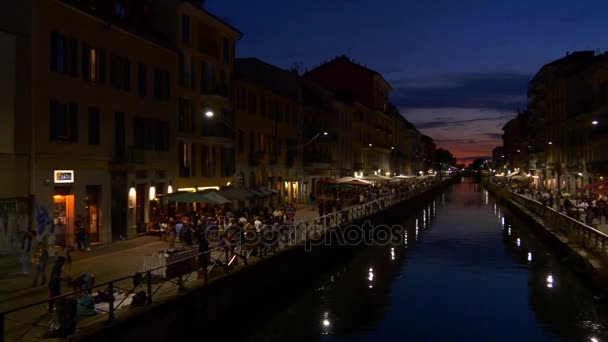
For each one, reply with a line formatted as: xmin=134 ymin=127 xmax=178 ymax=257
xmin=235 ymin=178 xmax=608 ymax=342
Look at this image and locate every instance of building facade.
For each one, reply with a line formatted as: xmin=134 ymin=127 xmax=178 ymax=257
xmin=233 ymin=58 xmax=304 ymax=204
xmin=149 ymin=0 xmax=242 ymax=192
xmin=1 ymin=0 xmax=178 ymax=251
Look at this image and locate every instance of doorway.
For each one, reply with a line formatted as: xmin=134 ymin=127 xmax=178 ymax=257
xmin=136 ymin=183 xmax=146 ymax=227
xmin=85 ymin=185 xmax=101 ymax=243
xmin=111 ymin=172 xmax=127 ymax=241
xmin=53 ymin=194 xmax=74 ymax=247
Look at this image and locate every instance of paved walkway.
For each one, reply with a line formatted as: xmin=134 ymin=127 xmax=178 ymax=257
xmin=0 ymin=206 xmax=320 ymax=312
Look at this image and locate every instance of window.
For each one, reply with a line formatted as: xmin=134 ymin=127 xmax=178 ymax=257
xmin=50 ymin=32 xmax=78 ymax=76
xmin=221 ymin=146 xmax=235 ymax=177
xmin=178 ymin=97 xmax=193 ymax=132
xmin=154 ymin=69 xmax=171 ymax=101
xmin=260 ymin=96 xmax=266 ymax=117
xmin=138 ymin=63 xmax=147 ymax=96
xmin=133 ymin=117 xmax=169 ymax=151
xmin=238 ymin=89 xmax=247 ymax=111
xmin=220 ymin=70 xmax=227 ymax=96
xmin=248 ymin=94 xmax=257 ymax=114
xmin=201 ymin=144 xmax=215 ymax=177
xmin=182 ymin=15 xmax=191 ymax=45
xmin=88 ymin=107 xmax=100 ymax=145
xmin=238 ymin=130 xmax=244 ymax=153
xmin=201 ymin=62 xmax=214 ymax=93
xmin=155 ymin=120 xmax=170 ymax=151
xmin=178 ymin=142 xmax=192 ymax=177
xmin=82 ymin=43 xmax=101 ymax=82
xmin=223 ymin=37 xmax=230 ymax=64
xmin=49 ymin=100 xmax=78 ymax=142
xmin=109 ymin=53 xmax=130 ymax=91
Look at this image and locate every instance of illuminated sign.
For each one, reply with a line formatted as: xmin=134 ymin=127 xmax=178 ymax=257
xmin=54 ymin=170 xmax=74 ymax=184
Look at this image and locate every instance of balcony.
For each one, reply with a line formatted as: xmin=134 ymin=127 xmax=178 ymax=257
xmin=201 ymin=83 xmax=230 ymax=100
xmin=201 ymin=123 xmax=234 ymax=141
xmin=304 ymin=152 xmax=335 ymax=169
xmin=111 ymin=147 xmax=145 ymax=165
xmin=249 ymin=151 xmax=266 ymax=166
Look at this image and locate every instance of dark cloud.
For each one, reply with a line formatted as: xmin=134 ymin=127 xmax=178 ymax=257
xmin=480 ymin=133 xmax=503 ymax=139
xmin=390 ymin=72 xmax=531 ymax=110
xmin=414 ymin=115 xmax=514 ymax=130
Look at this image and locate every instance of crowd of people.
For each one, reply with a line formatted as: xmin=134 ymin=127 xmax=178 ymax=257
xmin=492 ymin=177 xmax=608 ymax=228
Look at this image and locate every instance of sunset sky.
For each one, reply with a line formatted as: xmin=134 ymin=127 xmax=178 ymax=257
xmin=207 ymin=0 xmax=608 ymax=163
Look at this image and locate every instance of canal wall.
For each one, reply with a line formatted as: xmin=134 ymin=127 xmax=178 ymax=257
xmin=485 ymin=181 xmax=608 ymax=293
xmin=76 ymin=180 xmax=454 ymax=342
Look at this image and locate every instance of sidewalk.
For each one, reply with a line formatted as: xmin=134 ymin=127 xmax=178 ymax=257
xmin=0 ymin=236 xmax=175 ymax=312
xmin=1 ymin=208 xmax=322 ymax=312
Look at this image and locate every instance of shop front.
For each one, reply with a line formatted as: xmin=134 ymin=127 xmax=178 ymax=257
xmin=41 ymin=169 xmax=108 ymax=248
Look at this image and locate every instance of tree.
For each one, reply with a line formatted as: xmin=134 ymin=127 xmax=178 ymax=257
xmin=434 ymin=148 xmax=456 ymax=170
xmin=470 ymin=158 xmax=487 ymax=170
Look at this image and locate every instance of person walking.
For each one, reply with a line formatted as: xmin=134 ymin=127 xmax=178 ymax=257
xmin=32 ymin=242 xmax=49 ymax=287
xmin=48 ymin=256 xmax=66 ymax=312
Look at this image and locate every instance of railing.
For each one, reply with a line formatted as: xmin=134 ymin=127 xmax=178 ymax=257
xmin=0 ymin=179 xmax=449 ymax=342
xmin=492 ymin=184 xmax=608 ymax=260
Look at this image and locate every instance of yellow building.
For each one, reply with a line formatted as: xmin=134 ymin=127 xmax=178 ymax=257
xmin=149 ymin=0 xmax=242 ymax=192
xmin=0 ymin=0 xmax=178 ymax=249
xmin=233 ymin=58 xmax=304 ymax=203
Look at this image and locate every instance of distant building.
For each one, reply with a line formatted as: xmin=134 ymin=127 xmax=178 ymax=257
xmin=233 ymin=58 xmax=304 ymax=204
xmin=305 ymin=55 xmax=394 ymax=177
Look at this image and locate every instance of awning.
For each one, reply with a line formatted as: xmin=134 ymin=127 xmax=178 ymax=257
xmin=250 ymin=185 xmax=277 ymax=197
xmin=218 ymin=187 xmax=255 ymax=201
xmin=317 ymin=178 xmax=339 ymax=184
xmin=345 ymin=179 xmax=372 ymax=186
xmin=166 ymin=191 xmax=230 ymax=204
xmin=577 ymin=179 xmax=608 ymax=193
xmin=362 ymin=174 xmax=390 ymax=181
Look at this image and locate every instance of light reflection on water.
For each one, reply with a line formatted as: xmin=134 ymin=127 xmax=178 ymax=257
xmin=237 ymin=178 xmax=608 ymax=342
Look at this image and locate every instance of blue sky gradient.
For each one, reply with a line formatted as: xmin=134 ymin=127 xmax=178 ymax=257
xmin=207 ymin=0 xmax=608 ymax=162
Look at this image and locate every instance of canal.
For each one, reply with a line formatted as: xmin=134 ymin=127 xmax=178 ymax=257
xmin=232 ymin=177 xmax=608 ymax=341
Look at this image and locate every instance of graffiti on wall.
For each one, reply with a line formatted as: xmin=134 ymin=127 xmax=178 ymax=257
xmin=0 ymin=200 xmax=28 ymax=255
xmin=35 ymin=204 xmax=54 ymax=236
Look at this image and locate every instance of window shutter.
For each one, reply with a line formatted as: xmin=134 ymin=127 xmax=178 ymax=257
xmin=69 ymin=103 xmax=78 ymax=142
xmin=98 ymin=48 xmax=106 ymax=83
xmin=69 ymin=38 xmax=78 ymax=77
xmin=49 ymin=99 xmax=57 ymax=140
xmin=124 ymin=57 xmax=130 ymax=91
xmin=50 ymin=32 xmax=58 ymax=72
xmin=190 ymin=56 xmax=196 ymax=89
xmin=82 ymin=42 xmax=90 ymax=80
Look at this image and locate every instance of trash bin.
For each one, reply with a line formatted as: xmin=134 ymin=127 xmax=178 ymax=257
xmin=56 ymin=297 xmax=77 ymax=336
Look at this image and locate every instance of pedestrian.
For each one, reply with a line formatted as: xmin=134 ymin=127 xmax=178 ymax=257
xmin=75 ymin=214 xmax=85 ymax=251
xmin=48 ymin=256 xmax=66 ymax=312
xmin=20 ymin=229 xmax=35 ymax=274
xmin=32 ymin=242 xmax=49 ymax=287
xmin=57 ymin=246 xmax=73 ymax=285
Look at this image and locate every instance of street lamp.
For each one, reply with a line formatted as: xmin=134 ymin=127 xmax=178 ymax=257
xmin=204 ymin=109 xmax=214 ymax=118
xmin=592 ymin=120 xmax=599 ymax=125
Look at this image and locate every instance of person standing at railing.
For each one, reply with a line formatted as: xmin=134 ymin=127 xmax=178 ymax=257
xmin=196 ymin=226 xmax=209 ymax=277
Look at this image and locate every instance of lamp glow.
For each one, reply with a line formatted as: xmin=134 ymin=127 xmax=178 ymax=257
xmin=205 ymin=110 xmax=214 ymax=118
xmin=149 ymin=186 xmax=156 ymax=200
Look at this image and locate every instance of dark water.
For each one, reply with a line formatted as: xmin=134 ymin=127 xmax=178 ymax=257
xmin=240 ymin=178 xmax=608 ymax=342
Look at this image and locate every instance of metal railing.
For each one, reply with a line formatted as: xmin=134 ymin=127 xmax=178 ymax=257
xmin=491 ymin=183 xmax=608 ymax=260
xmin=0 ymin=179 xmax=448 ymax=342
